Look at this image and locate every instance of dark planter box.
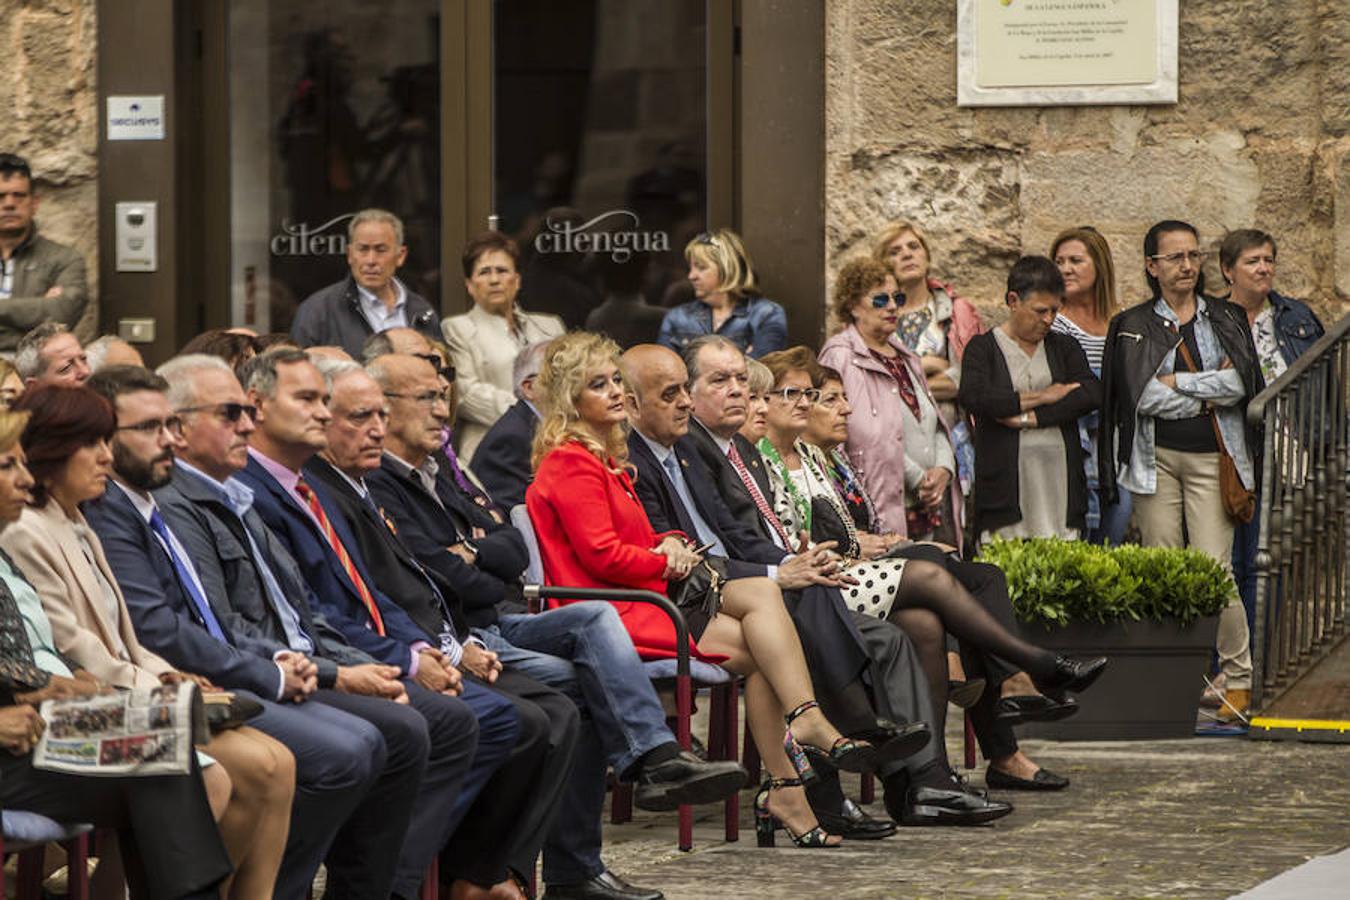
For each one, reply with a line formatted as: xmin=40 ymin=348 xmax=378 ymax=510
xmin=1017 ymin=615 xmax=1220 ymax=741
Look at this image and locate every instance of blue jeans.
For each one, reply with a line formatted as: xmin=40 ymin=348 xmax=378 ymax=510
xmin=1089 ymin=487 xmax=1133 ymax=546
xmin=475 ymin=602 xmax=674 ymax=883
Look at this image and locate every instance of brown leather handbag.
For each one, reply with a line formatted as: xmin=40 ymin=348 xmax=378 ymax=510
xmin=1173 ymin=337 xmax=1256 ymax=523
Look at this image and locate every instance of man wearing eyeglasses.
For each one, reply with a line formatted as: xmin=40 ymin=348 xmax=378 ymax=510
xmin=0 ymin=153 xmax=89 ymax=352
xmin=290 ymin=209 xmax=442 ymax=360
xmin=13 ymin=321 xmax=90 ymax=387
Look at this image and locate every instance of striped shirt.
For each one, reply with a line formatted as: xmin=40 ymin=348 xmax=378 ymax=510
xmin=1051 ymin=313 xmax=1107 ymax=374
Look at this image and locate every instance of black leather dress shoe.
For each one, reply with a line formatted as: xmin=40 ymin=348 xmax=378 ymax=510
xmin=948 ymin=678 xmax=986 ymax=709
xmin=851 ymin=719 xmax=931 ymax=767
xmin=815 ymin=798 xmax=896 ymax=839
xmin=885 ymin=783 xmax=1013 ymax=827
xmin=543 ymin=870 xmax=663 ymax=900
xmin=993 ymin=693 xmax=1078 ymax=725
xmin=633 ymin=751 xmax=748 ymax=812
xmin=985 ymin=765 xmax=1070 ymax=791
xmin=1036 ymin=656 xmax=1108 ymax=694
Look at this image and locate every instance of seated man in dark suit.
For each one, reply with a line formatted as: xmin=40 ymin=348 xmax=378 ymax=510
xmin=468 ymin=339 xmax=550 ymax=510
xmin=232 ymin=347 xmax=551 ymax=899
xmin=364 ymin=352 xmax=747 ymax=900
xmin=83 ymin=363 xmax=480 ymax=900
xmin=632 ymin=341 xmax=1013 ymax=828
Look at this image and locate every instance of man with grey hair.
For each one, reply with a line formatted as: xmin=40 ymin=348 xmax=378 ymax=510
xmin=14 ymin=321 xmax=89 ymax=386
xmin=85 ymin=334 xmax=145 ymax=371
xmin=469 ymin=339 xmax=550 ymax=509
xmin=290 ymin=208 xmax=442 ymax=358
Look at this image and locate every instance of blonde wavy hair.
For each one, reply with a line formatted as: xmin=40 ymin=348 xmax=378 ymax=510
xmin=0 ymin=407 xmax=29 ymax=452
xmin=530 ymin=331 xmax=630 ymax=471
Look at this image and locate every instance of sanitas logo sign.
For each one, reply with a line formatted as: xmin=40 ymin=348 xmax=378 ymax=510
xmin=270 ymin=213 xmax=356 ymax=257
xmin=533 ymin=210 xmax=669 ymax=263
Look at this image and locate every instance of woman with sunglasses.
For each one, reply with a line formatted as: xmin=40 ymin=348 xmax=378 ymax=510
xmin=657 ymin=228 xmax=787 ymax=359
xmin=819 ymin=258 xmax=963 ymax=548
xmin=1100 ymin=219 xmax=1263 ymax=722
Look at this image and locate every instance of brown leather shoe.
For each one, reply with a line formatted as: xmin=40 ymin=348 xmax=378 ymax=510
xmin=1215 ymin=688 xmax=1251 ymax=724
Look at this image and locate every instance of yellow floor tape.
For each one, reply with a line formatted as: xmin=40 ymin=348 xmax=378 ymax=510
xmin=1248 ymin=716 xmax=1350 ymax=734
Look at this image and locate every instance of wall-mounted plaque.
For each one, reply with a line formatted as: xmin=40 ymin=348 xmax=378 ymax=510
xmin=957 ymin=0 xmax=1178 ymax=107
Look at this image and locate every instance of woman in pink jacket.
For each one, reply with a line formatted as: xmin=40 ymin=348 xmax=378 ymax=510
xmin=819 ymin=258 xmax=964 ymax=549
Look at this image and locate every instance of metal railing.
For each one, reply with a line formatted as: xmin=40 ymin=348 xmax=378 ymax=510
xmin=1249 ymin=311 xmax=1350 ymax=710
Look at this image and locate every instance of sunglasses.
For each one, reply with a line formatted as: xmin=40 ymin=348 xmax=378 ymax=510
xmin=177 ymin=402 xmax=257 ymax=423
xmin=869 ymin=291 xmax=905 ymax=309
xmin=412 ymin=353 xmax=455 ymax=382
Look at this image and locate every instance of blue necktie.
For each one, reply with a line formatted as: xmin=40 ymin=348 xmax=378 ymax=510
xmin=148 ymin=508 xmax=227 ymax=642
xmin=661 ymin=453 xmax=726 ymax=556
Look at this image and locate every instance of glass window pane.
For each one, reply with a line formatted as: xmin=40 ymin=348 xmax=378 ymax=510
xmin=493 ymin=0 xmax=707 ymax=346
xmin=228 ymin=1 xmax=440 ymax=333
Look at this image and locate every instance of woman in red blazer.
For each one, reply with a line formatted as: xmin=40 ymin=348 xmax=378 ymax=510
xmin=527 ymin=332 xmax=875 ymax=848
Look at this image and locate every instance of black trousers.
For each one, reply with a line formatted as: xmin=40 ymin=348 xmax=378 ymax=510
xmin=0 ymin=747 xmax=231 ymax=900
xmin=892 ymin=544 xmax=1023 ymax=762
xmin=441 ymin=667 xmax=579 ymax=887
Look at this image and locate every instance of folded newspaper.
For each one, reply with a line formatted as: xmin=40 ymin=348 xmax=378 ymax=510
xmin=32 ymin=682 xmax=207 ymax=776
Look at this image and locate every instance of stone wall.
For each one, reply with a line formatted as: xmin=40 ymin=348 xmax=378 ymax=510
xmin=1 ymin=0 xmax=99 ymax=334
xmin=826 ymin=0 xmax=1350 ymax=326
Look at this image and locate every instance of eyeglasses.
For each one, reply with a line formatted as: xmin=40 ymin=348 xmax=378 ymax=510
xmin=117 ymin=416 xmax=183 ymax=437
xmin=177 ymin=402 xmax=257 ymax=423
xmin=771 ymin=387 xmax=821 ymax=405
xmin=869 ymin=291 xmax=905 ymax=309
xmin=1148 ymin=250 xmax=1207 ymax=266
xmin=383 ymin=389 xmax=450 ymax=407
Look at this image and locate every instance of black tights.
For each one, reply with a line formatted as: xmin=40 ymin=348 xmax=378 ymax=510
xmin=886 ymin=560 xmax=1058 ymax=681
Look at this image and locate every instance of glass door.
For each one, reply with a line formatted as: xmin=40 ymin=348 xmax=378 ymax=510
xmin=225 ymin=0 xmax=442 ymax=332
xmin=491 ymin=0 xmax=712 ymax=343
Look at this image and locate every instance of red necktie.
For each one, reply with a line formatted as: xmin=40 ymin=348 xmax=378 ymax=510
xmin=295 ymin=480 xmax=385 ymax=635
xmin=726 ymin=441 xmax=794 ymax=548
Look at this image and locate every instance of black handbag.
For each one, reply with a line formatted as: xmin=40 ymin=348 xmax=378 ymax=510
xmin=668 ymin=556 xmax=730 ymax=621
xmin=809 ymin=496 xmax=860 ymax=558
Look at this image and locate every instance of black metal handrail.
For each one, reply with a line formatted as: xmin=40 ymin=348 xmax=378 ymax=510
xmin=1249 ymin=311 xmax=1350 ymax=710
xmin=520 ymin=585 xmax=691 ymax=680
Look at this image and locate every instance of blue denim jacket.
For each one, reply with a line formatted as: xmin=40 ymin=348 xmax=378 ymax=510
xmin=657 ymin=295 xmax=787 ymax=359
xmin=1267 ymin=290 xmax=1324 ymax=365
xmin=1117 ymin=297 xmax=1256 ymax=495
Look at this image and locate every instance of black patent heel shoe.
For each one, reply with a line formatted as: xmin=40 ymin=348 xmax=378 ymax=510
xmin=1034 ymin=655 xmax=1108 ymax=696
xmin=754 ymin=778 xmax=840 ymax=848
xmin=785 ymin=700 xmax=876 ymax=775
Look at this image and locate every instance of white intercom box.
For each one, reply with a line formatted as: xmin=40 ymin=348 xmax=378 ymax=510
xmin=115 ymin=201 xmax=158 ymax=272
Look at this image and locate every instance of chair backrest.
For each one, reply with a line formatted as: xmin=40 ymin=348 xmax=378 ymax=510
xmin=510 ymin=504 xmax=545 ymax=585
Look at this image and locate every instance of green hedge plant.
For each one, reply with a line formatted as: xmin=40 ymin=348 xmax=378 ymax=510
xmin=975 ymin=538 xmax=1233 ymax=628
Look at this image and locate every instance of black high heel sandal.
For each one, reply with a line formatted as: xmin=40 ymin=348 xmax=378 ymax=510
xmin=754 ymin=777 xmax=840 ymax=848
xmin=784 ymin=700 xmax=876 ymax=776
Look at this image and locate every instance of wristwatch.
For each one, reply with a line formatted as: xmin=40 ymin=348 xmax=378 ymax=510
xmin=1019 ymin=411 xmax=1030 ymax=427
xmin=461 ymin=539 xmax=479 ymax=563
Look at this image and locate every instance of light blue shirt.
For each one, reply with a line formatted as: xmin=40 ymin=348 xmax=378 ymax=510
xmin=635 ymin=430 xmax=727 ymax=557
xmin=357 ymin=279 xmax=409 ymax=335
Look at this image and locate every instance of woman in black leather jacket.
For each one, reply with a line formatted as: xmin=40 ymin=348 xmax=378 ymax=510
xmin=1099 ymin=220 xmax=1263 ymax=722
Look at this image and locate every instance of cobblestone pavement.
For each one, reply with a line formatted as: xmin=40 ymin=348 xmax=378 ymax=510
xmin=596 ymin=734 xmax=1350 ymax=899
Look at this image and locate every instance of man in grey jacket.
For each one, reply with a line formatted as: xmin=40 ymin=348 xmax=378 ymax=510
xmin=0 ymin=153 xmax=89 ymax=351
xmin=290 ymin=208 xmax=441 ymax=359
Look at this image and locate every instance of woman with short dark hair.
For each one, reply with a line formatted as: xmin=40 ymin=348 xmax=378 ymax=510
xmin=442 ymin=231 xmax=565 ymax=462
xmin=959 ymin=256 xmax=1101 ymax=542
